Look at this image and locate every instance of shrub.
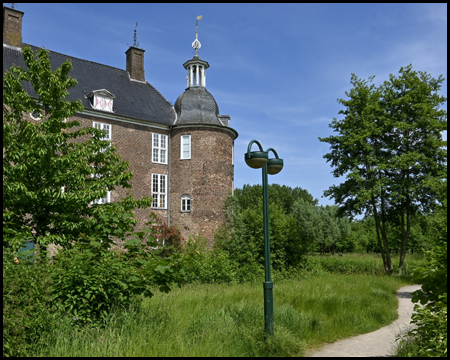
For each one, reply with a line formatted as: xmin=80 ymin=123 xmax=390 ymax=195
xmin=3 ymin=246 xmax=57 ymax=357
xmin=180 ymin=234 xmax=238 ymax=284
xmin=51 ymin=231 xmax=184 ymax=326
xmin=405 ymin=241 xmax=447 ymax=357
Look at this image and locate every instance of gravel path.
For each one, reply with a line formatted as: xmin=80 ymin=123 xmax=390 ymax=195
xmin=307 ymin=284 xmax=421 ymax=357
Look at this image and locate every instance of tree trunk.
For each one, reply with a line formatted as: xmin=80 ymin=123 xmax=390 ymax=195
xmin=372 ymin=200 xmax=392 ymax=274
xmin=379 ymin=186 xmax=393 ymax=274
xmin=398 ymin=196 xmax=411 ymax=274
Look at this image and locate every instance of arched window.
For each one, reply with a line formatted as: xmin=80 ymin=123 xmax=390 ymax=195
xmin=181 ymin=194 xmax=191 ymax=212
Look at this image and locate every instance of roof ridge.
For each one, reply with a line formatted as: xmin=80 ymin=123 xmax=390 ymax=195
xmin=24 ymin=43 xmax=128 ymax=74
xmin=145 ymin=80 xmax=175 ymax=108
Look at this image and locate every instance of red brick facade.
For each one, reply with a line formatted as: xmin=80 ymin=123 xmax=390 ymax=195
xmin=3 ymin=5 xmax=238 ymax=245
xmin=169 ymin=126 xmax=235 ymax=243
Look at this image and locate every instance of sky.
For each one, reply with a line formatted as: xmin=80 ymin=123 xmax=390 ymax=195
xmin=7 ymin=3 xmax=447 ymax=206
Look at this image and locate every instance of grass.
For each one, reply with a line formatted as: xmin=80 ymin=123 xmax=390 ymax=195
xmin=34 ymin=273 xmax=417 ymax=357
xmin=305 ymin=252 xmax=426 ymax=276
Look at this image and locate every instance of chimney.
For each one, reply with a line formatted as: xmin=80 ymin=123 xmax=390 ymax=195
xmin=125 ymin=46 xmax=145 ymax=82
xmin=3 ymin=6 xmax=24 ymax=48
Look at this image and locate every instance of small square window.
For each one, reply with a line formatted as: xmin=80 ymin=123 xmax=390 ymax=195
xmin=181 ymin=195 xmax=191 ymax=212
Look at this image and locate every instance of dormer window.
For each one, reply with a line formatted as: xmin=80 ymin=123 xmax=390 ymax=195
xmin=87 ymin=89 xmax=115 ymax=113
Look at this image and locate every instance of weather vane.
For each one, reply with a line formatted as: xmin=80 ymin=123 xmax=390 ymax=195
xmin=133 ymin=22 xmax=139 ymax=47
xmin=192 ymin=15 xmax=202 ymax=56
xmin=128 ymin=22 xmax=140 ymax=48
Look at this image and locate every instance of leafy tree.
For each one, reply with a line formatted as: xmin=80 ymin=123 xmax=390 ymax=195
xmin=234 ymin=184 xmax=317 ymax=214
xmin=3 ymin=46 xmax=152 ymax=251
xmin=319 ymin=65 xmax=447 ymax=274
xmin=216 ymin=191 xmax=308 ymax=274
xmin=292 ymin=201 xmax=350 ymax=255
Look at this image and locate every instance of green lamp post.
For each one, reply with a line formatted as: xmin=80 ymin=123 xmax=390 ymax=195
xmin=244 ymin=140 xmax=284 ymax=336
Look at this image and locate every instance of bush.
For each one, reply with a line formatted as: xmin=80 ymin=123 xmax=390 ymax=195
xmin=51 ymin=231 xmax=184 ymax=326
xmin=405 ymin=241 xmax=447 ymax=357
xmin=181 ymin=234 xmax=240 ymax=284
xmin=3 ymin=247 xmax=57 ymax=357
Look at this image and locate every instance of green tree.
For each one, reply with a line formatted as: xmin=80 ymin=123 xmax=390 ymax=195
xmin=319 ymin=65 xmax=447 ymax=274
xmin=234 ymin=184 xmax=317 ymax=214
xmin=292 ymin=199 xmax=323 ymax=253
xmin=3 ymin=46 xmax=152 ymax=251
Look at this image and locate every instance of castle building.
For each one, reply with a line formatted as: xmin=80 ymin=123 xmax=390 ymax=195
xmin=3 ymin=6 xmax=238 ymax=243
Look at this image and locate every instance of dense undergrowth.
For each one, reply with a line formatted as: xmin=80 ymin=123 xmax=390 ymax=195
xmin=33 ymin=274 xmax=414 ymax=357
xmin=3 ymin=237 xmax=425 ymax=357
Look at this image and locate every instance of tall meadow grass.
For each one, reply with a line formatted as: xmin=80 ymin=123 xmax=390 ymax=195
xmin=35 ymin=273 xmax=415 ymax=357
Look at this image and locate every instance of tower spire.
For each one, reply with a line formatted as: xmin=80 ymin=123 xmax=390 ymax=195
xmin=192 ymin=15 xmax=202 ymax=56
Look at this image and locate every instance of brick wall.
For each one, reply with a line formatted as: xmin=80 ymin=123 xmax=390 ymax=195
xmin=11 ymin=108 xmax=235 ymax=245
xmin=73 ymin=113 xmax=170 ymax=227
xmin=169 ymin=126 xmax=234 ymax=244
xmin=3 ymin=7 xmax=24 ymax=48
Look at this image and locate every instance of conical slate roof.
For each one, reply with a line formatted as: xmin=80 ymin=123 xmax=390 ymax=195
xmin=174 ymin=86 xmax=222 ymax=126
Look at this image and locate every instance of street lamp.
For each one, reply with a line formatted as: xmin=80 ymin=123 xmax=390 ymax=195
xmin=244 ymin=139 xmax=283 ymax=336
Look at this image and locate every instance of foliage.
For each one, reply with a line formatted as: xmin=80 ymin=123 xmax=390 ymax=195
xmin=3 ymin=45 xmax=151 ymax=250
xmin=234 ymin=183 xmax=318 ymax=214
xmin=3 ymin=246 xmax=57 ymax=357
xmin=319 ymin=65 xmax=447 ymax=274
xmin=51 ymin=214 xmax=185 ymax=326
xmin=146 ymin=212 xmax=185 ymax=250
xmin=218 ymin=194 xmax=307 ymax=273
xmin=397 ymin=241 xmax=447 ymax=357
xmin=304 ymin=253 xmax=423 ymax=276
xmin=181 ymin=234 xmax=240 ymax=283
xmin=292 ymin=200 xmax=351 ymax=255
xmin=32 ymin=275 xmax=415 ymax=357
xmin=3 ymin=211 xmax=185 ymax=356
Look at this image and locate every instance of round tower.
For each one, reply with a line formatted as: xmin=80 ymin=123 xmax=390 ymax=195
xmin=170 ymin=18 xmax=238 ymax=244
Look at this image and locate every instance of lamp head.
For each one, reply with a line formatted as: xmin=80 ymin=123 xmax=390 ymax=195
xmin=267 ymin=158 xmax=284 ymax=175
xmin=245 ymin=151 xmax=268 ymax=169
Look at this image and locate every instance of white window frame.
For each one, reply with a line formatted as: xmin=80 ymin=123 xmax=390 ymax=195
xmin=30 ymin=111 xmax=41 ymax=121
xmin=151 ymin=174 xmax=167 ymax=209
xmin=181 ymin=194 xmax=192 ymax=212
xmin=181 ymin=135 xmax=191 ymax=160
xmin=91 ymin=173 xmax=111 ymax=205
xmin=93 ymin=121 xmax=111 ymax=152
xmin=152 ymin=133 xmax=168 ymax=164
xmin=232 ymin=142 xmax=234 ymax=165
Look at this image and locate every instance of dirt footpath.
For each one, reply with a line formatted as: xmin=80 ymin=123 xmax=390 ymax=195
xmin=307 ymin=284 xmax=421 ymax=357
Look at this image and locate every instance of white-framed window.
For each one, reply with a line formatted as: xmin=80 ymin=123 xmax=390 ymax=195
xmin=152 ymin=174 xmax=167 ymax=209
xmin=30 ymin=110 xmax=41 ymax=121
xmin=181 ymin=135 xmax=191 ymax=159
xmin=88 ymin=89 xmax=115 ymax=113
xmin=91 ymin=173 xmax=111 ymax=205
xmin=181 ymin=194 xmax=191 ymax=212
xmin=232 ymin=142 xmax=234 ymax=165
xmin=153 ymin=133 xmax=168 ymax=164
xmin=93 ymin=121 xmax=111 ymax=151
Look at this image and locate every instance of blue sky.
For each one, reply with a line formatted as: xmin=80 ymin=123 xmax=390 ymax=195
xmin=9 ymin=3 xmax=447 ymax=206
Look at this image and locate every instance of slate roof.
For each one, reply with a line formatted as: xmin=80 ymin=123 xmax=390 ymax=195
xmin=174 ymin=86 xmax=223 ymax=126
xmin=3 ymin=44 xmax=176 ymax=125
